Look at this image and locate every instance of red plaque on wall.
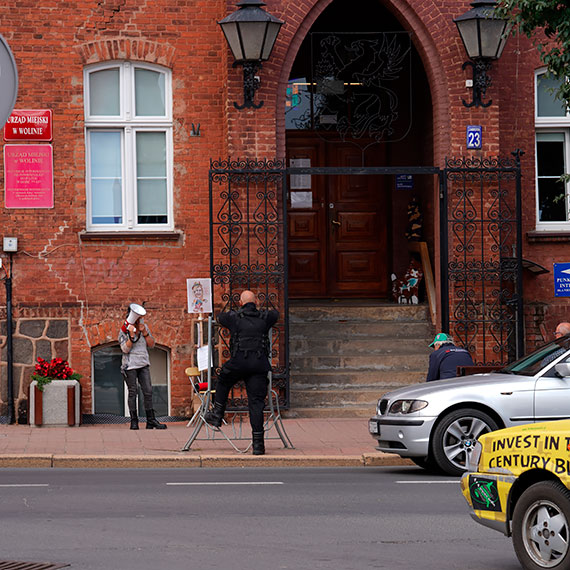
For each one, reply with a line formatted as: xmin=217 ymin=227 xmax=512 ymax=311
xmin=4 ymin=144 xmax=54 ymax=208
xmin=3 ymin=109 xmax=53 ymax=141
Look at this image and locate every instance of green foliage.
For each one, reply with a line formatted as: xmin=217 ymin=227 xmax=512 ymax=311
xmin=496 ymin=0 xmax=570 ymax=107
xmin=31 ymin=372 xmax=81 ymax=392
xmin=32 ymin=374 xmax=55 ymax=392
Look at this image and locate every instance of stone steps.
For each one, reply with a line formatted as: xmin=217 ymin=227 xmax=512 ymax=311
xmin=283 ymin=405 xmax=377 ymax=419
xmin=288 ymin=301 xmax=433 ymax=417
xmin=290 ymin=369 xmax=426 ymax=388
xmin=289 ymin=304 xmax=430 ymax=323
xmin=291 ymin=353 xmax=428 ymax=372
xmin=291 ymin=386 xmax=394 ymax=406
xmin=290 ymin=320 xmax=432 ymax=338
xmin=290 ymin=337 xmax=431 ymax=355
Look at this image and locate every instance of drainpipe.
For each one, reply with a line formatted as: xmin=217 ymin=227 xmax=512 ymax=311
xmin=5 ymin=253 xmax=14 ymax=424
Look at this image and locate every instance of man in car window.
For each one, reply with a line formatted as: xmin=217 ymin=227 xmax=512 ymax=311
xmin=541 ymin=322 xmax=570 ymax=367
xmin=426 ymin=333 xmax=474 ymax=382
xmin=555 ymin=322 xmax=570 ymax=339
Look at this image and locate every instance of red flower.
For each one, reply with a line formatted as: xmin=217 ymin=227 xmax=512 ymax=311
xmin=33 ymin=357 xmax=80 ymax=380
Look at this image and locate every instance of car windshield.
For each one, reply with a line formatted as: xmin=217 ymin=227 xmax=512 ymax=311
xmin=499 ymin=335 xmax=570 ymax=376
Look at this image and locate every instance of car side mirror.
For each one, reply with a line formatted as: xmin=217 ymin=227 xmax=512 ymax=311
xmin=555 ymin=363 xmax=570 ymax=378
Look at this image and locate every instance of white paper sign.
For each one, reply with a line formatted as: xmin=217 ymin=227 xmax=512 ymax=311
xmin=290 ymin=158 xmax=311 ymax=189
xmin=197 ymin=346 xmax=211 ymax=372
xmin=187 ymin=278 xmax=212 ymax=314
xmin=291 ymin=191 xmax=312 ymax=209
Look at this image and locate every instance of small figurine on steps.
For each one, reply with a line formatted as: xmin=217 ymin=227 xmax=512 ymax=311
xmin=391 ymin=258 xmax=424 ymax=304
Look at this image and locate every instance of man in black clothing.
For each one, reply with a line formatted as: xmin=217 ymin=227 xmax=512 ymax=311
xmin=426 ymin=333 xmax=474 ymax=382
xmin=204 ymin=290 xmax=278 ymax=455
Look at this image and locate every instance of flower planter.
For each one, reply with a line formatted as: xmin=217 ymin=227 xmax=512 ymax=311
xmin=29 ymin=380 xmax=81 ymax=427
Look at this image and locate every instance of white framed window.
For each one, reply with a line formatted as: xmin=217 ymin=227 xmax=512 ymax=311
xmin=535 ymin=70 xmax=570 ymax=230
xmin=84 ymin=62 xmax=173 ymax=231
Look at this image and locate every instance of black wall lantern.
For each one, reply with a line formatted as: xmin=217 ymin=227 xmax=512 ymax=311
xmin=454 ymin=0 xmax=510 ymax=108
xmin=219 ymin=0 xmax=284 ymax=110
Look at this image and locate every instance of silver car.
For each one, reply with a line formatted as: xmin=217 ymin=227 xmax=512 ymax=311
xmin=369 ymin=335 xmax=570 ymax=476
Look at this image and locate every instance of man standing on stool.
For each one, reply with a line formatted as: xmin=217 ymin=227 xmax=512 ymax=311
xmin=204 ymin=290 xmax=278 ymax=455
xmin=119 ymin=306 xmax=167 ymax=430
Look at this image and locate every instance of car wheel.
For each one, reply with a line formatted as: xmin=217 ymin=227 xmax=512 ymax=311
xmin=431 ymin=408 xmax=498 ymax=476
xmin=513 ymin=481 xmax=570 ymax=570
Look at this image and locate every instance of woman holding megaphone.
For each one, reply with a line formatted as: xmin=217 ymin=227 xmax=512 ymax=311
xmin=118 ymin=303 xmax=167 ymax=430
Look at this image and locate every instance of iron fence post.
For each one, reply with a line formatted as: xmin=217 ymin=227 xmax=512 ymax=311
xmin=439 ymin=167 xmax=449 ymax=332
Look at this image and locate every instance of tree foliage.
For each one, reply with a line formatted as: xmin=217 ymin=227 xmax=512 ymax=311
xmin=496 ymin=0 xmax=570 ymax=107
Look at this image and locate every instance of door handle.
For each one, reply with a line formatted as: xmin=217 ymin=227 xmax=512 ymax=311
xmin=331 ymin=220 xmax=341 ymax=226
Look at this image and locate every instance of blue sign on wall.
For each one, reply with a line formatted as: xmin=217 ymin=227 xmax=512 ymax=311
xmin=554 ymin=263 xmax=570 ymax=297
xmin=396 ymin=174 xmax=414 ymax=190
xmin=467 ymin=125 xmax=482 ymax=150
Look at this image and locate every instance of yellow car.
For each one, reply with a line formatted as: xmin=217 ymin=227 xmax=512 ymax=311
xmin=461 ymin=419 xmax=570 ymax=570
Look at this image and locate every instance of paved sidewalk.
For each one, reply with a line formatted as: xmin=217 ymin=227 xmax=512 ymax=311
xmin=0 ymin=418 xmax=412 ymax=468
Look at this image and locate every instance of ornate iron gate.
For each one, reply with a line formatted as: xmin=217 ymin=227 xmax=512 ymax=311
xmin=209 ymin=158 xmax=289 ymax=409
xmin=209 ymin=152 xmax=524 ymax=404
xmin=209 ymin=160 xmax=441 ymax=407
xmin=440 ymin=152 xmax=524 ymax=365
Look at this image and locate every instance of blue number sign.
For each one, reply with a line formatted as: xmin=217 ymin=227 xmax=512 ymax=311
xmin=467 ymin=125 xmax=482 ymax=150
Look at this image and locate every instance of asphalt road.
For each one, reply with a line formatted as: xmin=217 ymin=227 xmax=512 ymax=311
xmin=0 ymin=466 xmax=519 ymax=570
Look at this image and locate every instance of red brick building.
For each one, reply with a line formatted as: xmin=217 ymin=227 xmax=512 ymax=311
xmin=0 ymin=0 xmax=568 ymax=423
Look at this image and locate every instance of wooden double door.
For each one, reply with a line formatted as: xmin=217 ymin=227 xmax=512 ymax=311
xmin=287 ymin=134 xmax=389 ymax=298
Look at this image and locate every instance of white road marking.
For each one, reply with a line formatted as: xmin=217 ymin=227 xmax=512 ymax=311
xmin=396 ymin=480 xmax=459 ymax=484
xmin=166 ymin=481 xmax=284 ymax=486
xmin=0 ymin=484 xmax=49 ymax=487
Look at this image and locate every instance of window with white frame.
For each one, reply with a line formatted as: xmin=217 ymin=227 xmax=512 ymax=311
xmin=84 ymin=62 xmax=173 ymax=231
xmin=535 ymin=70 xmax=570 ymax=230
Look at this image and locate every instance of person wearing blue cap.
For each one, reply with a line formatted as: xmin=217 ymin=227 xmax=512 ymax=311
xmin=426 ymin=333 xmax=474 ymax=382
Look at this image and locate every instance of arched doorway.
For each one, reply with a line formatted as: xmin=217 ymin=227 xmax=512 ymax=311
xmin=285 ymin=0 xmax=434 ymax=299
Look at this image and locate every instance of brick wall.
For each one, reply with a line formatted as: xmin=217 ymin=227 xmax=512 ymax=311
xmin=0 ymin=1 xmax=568 ymax=419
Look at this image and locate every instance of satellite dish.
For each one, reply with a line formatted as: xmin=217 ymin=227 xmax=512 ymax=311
xmin=0 ymin=34 xmax=18 ymax=130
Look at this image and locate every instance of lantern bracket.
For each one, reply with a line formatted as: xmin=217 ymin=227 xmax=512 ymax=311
xmin=234 ymin=61 xmax=263 ymax=110
xmin=462 ymin=60 xmax=493 ymax=108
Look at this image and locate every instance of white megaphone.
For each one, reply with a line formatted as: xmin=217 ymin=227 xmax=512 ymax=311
xmin=121 ymin=303 xmax=146 ymax=332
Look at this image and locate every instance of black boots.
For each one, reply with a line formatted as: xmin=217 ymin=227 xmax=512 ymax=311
xmin=145 ymin=409 xmax=167 ymax=430
xmin=129 ymin=409 xmax=165 ymax=430
xmin=129 ymin=411 xmax=139 ymax=430
xmin=252 ymin=431 xmax=265 ymax=455
xmin=204 ymin=401 xmax=225 ymax=428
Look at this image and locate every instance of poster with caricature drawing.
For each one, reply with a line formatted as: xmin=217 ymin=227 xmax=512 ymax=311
xmin=187 ymin=278 xmax=212 ymax=314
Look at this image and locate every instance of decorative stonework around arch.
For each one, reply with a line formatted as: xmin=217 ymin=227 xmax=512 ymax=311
xmin=76 ymin=38 xmax=176 ymax=67
xmin=84 ymin=317 xmax=179 ymax=350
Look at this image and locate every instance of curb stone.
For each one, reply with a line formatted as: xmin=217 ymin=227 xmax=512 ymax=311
xmin=0 ymin=454 xmax=53 ymax=468
xmin=0 ymin=453 xmax=414 ymax=469
xmin=52 ymin=455 xmax=202 ymax=468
